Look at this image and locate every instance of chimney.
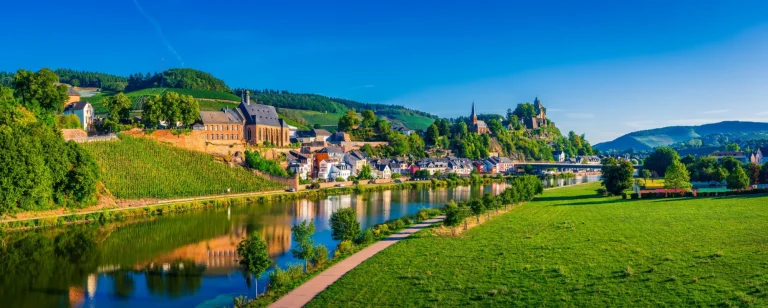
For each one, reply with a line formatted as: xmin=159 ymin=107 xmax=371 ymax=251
xmin=246 ymin=90 xmax=250 ymax=105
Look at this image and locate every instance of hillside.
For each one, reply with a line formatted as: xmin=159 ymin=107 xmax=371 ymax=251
xmin=594 ymin=121 xmax=768 ymax=151
xmin=81 ymin=135 xmax=284 ymax=199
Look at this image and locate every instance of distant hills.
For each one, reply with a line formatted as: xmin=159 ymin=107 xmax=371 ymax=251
xmin=594 ymin=121 xmax=768 ymax=152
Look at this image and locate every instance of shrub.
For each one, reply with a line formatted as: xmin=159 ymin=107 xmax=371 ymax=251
xmin=268 ymin=264 xmax=305 ymax=289
xmin=400 ymin=216 xmax=413 ymax=226
xmin=354 ymin=228 xmax=375 ymax=245
xmin=373 ymin=224 xmax=391 ymax=238
xmin=336 ymin=240 xmax=355 ymax=255
xmin=311 ymin=244 xmax=329 ymax=267
xmin=389 ymin=219 xmax=405 ymax=231
xmin=596 ymin=188 xmax=607 ymax=195
xmin=416 ymin=209 xmax=431 ymax=221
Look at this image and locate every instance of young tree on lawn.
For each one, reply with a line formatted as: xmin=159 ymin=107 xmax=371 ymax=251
xmin=600 ymin=157 xmax=634 ymax=196
xmin=726 ymin=164 xmax=750 ymax=190
xmin=469 ymin=198 xmax=485 ymax=223
xmin=237 ymin=234 xmax=271 ymax=296
xmin=664 ymin=160 xmax=692 ymax=190
xmin=641 ymin=169 xmax=652 ymax=185
xmin=290 ymin=220 xmax=316 ymax=271
xmin=329 ymin=207 xmax=360 ymax=241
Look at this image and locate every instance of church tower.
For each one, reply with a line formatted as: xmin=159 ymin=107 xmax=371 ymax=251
xmin=471 ymin=101 xmax=478 ymax=125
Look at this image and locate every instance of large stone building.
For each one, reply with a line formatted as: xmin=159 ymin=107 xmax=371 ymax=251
xmin=198 ymin=90 xmax=290 ymax=146
xmin=469 ymin=102 xmax=489 ymax=134
xmin=523 ymin=97 xmax=548 ymax=130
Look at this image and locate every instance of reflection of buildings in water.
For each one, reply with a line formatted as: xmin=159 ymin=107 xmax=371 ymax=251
xmin=87 ymin=274 xmax=97 ymax=300
xmin=381 ymin=190 xmax=391 ymax=221
xmin=259 ymin=216 xmax=294 ymax=257
xmin=294 ymin=199 xmax=315 ymax=224
xmin=316 ymin=195 xmax=352 ymax=228
xmin=69 ymin=286 xmax=85 ymax=308
xmin=355 ymin=195 xmax=365 ymax=222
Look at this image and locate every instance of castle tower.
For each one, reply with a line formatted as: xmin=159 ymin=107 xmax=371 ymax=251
xmin=534 ymin=97 xmax=545 ymax=120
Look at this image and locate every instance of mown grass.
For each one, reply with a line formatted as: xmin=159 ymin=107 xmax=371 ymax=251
xmin=81 ymin=135 xmax=284 ymax=199
xmin=307 ymin=182 xmax=768 ymax=307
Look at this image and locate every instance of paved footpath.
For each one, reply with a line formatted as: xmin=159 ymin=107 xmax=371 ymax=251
xmin=270 ymin=216 xmax=446 ymax=308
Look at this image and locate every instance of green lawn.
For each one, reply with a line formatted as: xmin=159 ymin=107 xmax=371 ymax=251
xmin=308 ymin=182 xmax=768 ymax=307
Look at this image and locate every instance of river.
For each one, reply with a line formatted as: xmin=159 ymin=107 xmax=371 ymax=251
xmin=0 ymin=176 xmax=599 ymax=307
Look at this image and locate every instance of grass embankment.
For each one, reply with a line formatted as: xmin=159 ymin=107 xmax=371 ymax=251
xmin=308 ymin=182 xmax=768 ymax=307
xmin=81 ymin=136 xmax=284 ymax=199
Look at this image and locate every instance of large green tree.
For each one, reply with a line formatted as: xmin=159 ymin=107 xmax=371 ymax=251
xmin=104 ymin=92 xmax=132 ymax=122
xmin=329 ymin=207 xmax=361 ymax=242
xmin=513 ymin=103 xmax=536 ymax=119
xmin=643 ymin=147 xmax=680 ymax=177
xmin=664 ymin=160 xmax=692 ymax=190
xmin=726 ymin=165 xmax=750 ymax=190
xmin=361 ymin=110 xmax=376 ymax=128
xmin=12 ymin=68 xmax=68 ymax=123
xmin=142 ymin=92 xmax=199 ymax=127
xmin=290 ymin=220 xmax=316 ymax=271
xmin=338 ymin=110 xmax=359 ymax=132
xmin=425 ymin=123 xmax=440 ymax=146
xmin=600 ymin=157 xmax=635 ymax=196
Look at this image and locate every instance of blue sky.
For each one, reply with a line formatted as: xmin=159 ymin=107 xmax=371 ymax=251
xmin=2 ymin=0 xmax=768 ymax=143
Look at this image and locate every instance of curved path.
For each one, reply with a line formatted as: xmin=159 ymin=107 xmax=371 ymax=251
xmin=270 ymin=216 xmax=446 ymax=308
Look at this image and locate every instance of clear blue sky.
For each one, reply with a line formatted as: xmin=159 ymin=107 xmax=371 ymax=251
xmin=2 ymin=0 xmax=768 ymax=143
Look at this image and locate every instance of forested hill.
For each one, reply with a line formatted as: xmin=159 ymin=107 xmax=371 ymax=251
xmin=594 ymin=121 xmax=768 ymax=151
xmin=238 ymin=88 xmax=435 ymax=118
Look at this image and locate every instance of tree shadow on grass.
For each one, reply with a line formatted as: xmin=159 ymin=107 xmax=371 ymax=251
xmin=554 ymin=198 xmax=627 ymax=207
xmin=535 ymin=194 xmax=604 ymax=202
xmin=650 ymin=193 xmax=768 ymax=203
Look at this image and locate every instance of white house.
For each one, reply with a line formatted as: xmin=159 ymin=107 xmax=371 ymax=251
xmin=344 ymin=150 xmax=369 ymax=175
xmin=374 ymin=164 xmax=392 ymax=179
xmin=553 ymin=151 xmax=566 ymax=163
xmin=63 ymin=101 xmax=94 ymax=132
xmin=317 ymin=159 xmax=335 ymax=180
xmin=329 ymin=163 xmax=352 ymax=181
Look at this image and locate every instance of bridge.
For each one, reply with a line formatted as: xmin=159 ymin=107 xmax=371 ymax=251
xmin=517 ymin=162 xmax=642 ymax=171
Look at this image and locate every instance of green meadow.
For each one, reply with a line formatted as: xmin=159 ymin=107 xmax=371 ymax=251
xmin=308 ymin=182 xmax=768 ymax=307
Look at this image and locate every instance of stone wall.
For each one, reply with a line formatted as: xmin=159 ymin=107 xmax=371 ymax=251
xmin=125 ymin=129 xmax=246 ymax=156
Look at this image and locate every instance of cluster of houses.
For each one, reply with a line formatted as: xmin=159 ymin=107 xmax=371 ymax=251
xmin=710 ymin=147 xmax=768 ymax=165
xmin=285 ymin=146 xmax=524 ymax=181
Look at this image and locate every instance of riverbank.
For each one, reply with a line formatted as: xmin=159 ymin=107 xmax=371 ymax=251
xmin=0 ymin=177 xmax=510 ymax=230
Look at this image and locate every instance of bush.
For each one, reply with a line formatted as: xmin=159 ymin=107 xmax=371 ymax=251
xmin=596 ymin=188 xmax=607 ymax=195
xmin=630 ymin=193 xmax=639 ymax=200
xmin=388 ymin=219 xmax=405 ymax=231
xmin=336 ymin=240 xmax=355 ymax=255
xmin=373 ymin=224 xmax=391 ymax=238
xmin=329 ymin=207 xmax=361 ymax=241
xmin=400 ymin=216 xmax=413 ymax=226
xmin=311 ymin=244 xmax=329 ymax=267
xmin=335 ymin=177 xmax=345 ymax=182
xmin=354 ymin=228 xmax=375 ymax=245
xmin=416 ymin=209 xmax=431 ymax=221
xmin=268 ymin=263 xmax=304 ymax=289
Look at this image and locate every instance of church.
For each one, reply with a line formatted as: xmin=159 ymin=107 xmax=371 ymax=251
xmin=198 ymin=90 xmax=290 ymax=147
xmin=469 ymin=102 xmax=489 ymax=134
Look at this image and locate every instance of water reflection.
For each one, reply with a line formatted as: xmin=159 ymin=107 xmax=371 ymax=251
xmin=0 ymin=179 xmax=597 ymax=307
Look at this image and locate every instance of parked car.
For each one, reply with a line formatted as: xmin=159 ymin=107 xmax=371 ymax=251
xmin=287 ymin=187 xmax=297 ymax=192
xmin=335 ymin=183 xmax=346 ymax=187
xmin=394 ymin=180 xmax=402 ymax=183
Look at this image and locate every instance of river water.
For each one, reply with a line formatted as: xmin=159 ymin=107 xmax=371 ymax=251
xmin=0 ymin=176 xmax=598 ymax=308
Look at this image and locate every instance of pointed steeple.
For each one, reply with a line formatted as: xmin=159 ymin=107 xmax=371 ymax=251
xmin=471 ymin=101 xmax=477 ymax=124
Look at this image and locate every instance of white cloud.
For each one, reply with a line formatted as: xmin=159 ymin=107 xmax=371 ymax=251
xmin=624 ymin=120 xmax=655 ymax=128
xmin=546 ymin=108 xmax=564 ymax=112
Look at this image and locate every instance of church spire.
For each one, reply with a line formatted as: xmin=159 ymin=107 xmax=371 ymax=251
xmin=471 ymin=101 xmax=478 ymax=124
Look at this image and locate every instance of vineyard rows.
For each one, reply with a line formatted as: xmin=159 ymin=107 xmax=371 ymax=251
xmin=81 ymin=136 xmax=284 ymax=199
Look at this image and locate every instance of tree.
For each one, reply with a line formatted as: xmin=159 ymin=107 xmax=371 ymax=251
xmin=726 ymin=164 xmax=750 ymax=190
xmin=437 ymin=119 xmax=451 ymax=136
xmin=391 ymin=172 xmax=401 ymax=179
xmin=313 ymin=123 xmax=322 ymax=129
xmin=357 ymin=165 xmax=372 ymax=180
xmin=725 ymin=143 xmax=740 ymax=152
xmin=329 ymin=208 xmax=360 ymax=241
xmin=748 ymin=163 xmax=761 ymax=185
xmin=337 ymin=110 xmax=359 ymax=132
xmin=178 ymin=93 xmax=200 ymax=126
xmin=468 ymin=198 xmax=485 ymax=223
xmin=104 ymin=92 xmax=132 ymax=122
xmin=513 ymin=103 xmax=536 ymax=119
xmin=425 ymin=123 xmax=440 ymax=145
xmin=719 ymin=156 xmax=741 ymax=173
xmin=680 ymin=154 xmax=696 ymax=165
xmin=290 ymin=220 xmax=316 ymax=271
xmin=641 ymin=169 xmax=652 ymax=184
xmin=760 ymin=163 xmax=768 ymax=184
xmin=407 ymin=133 xmax=425 ymax=158
xmin=712 ymin=166 xmax=728 ymax=182
xmin=12 ymin=68 xmax=68 ymax=123
xmin=361 ymin=110 xmax=376 ymax=128
xmin=600 ymin=157 xmax=634 ymax=196
xmin=643 ymin=147 xmax=680 ymax=177
xmin=664 ymin=160 xmax=692 ymax=190
xmin=236 ymin=234 xmax=271 ymax=295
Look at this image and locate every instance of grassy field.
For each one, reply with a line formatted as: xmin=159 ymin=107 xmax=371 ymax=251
xmin=81 ymin=136 xmax=284 ymax=199
xmin=308 ymin=182 xmax=768 ymax=307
